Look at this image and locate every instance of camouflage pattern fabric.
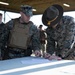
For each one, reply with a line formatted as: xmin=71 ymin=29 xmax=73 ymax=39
xmin=64 ymin=43 xmax=75 ymax=60
xmin=0 ymin=23 xmax=8 ymax=60
xmin=46 ymin=16 xmax=75 ymax=59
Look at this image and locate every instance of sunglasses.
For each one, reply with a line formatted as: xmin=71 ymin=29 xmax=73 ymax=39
xmin=23 ymin=7 xmax=32 ymax=10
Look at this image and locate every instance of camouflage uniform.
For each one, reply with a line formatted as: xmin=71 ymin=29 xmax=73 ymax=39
xmin=64 ymin=42 xmax=75 ymax=60
xmin=4 ymin=18 xmax=41 ymax=59
xmin=46 ymin=16 xmax=75 ymax=59
xmin=0 ymin=22 xmax=8 ymax=60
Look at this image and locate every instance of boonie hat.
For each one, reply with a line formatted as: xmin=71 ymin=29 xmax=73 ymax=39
xmin=42 ymin=4 xmax=63 ymax=26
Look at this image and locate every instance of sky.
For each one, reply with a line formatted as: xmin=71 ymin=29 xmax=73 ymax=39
xmin=0 ymin=10 xmax=75 ymax=29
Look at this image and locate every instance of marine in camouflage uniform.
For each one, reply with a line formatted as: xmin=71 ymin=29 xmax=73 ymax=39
xmin=4 ymin=5 xmax=41 ymax=59
xmin=0 ymin=22 xmax=8 ymax=60
xmin=42 ymin=4 xmax=75 ymax=60
xmin=46 ymin=16 xmax=75 ymax=59
xmin=0 ymin=13 xmax=8 ymax=60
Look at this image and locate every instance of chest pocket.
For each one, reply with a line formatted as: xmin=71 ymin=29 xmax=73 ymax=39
xmin=8 ymin=20 xmax=32 ymax=49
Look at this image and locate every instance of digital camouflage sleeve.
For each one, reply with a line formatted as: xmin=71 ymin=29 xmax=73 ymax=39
xmin=29 ymin=24 xmax=41 ymax=51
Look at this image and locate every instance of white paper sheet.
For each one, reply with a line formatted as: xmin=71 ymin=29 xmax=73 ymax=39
xmin=21 ymin=58 xmax=50 ymax=64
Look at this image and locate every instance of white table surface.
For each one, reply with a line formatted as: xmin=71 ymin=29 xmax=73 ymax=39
xmin=0 ymin=56 xmax=75 ymax=75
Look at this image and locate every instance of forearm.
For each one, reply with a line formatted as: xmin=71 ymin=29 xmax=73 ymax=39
xmin=32 ymin=27 xmax=41 ymax=51
xmin=46 ymin=36 xmax=55 ymax=55
xmin=32 ymin=39 xmax=41 ymax=51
